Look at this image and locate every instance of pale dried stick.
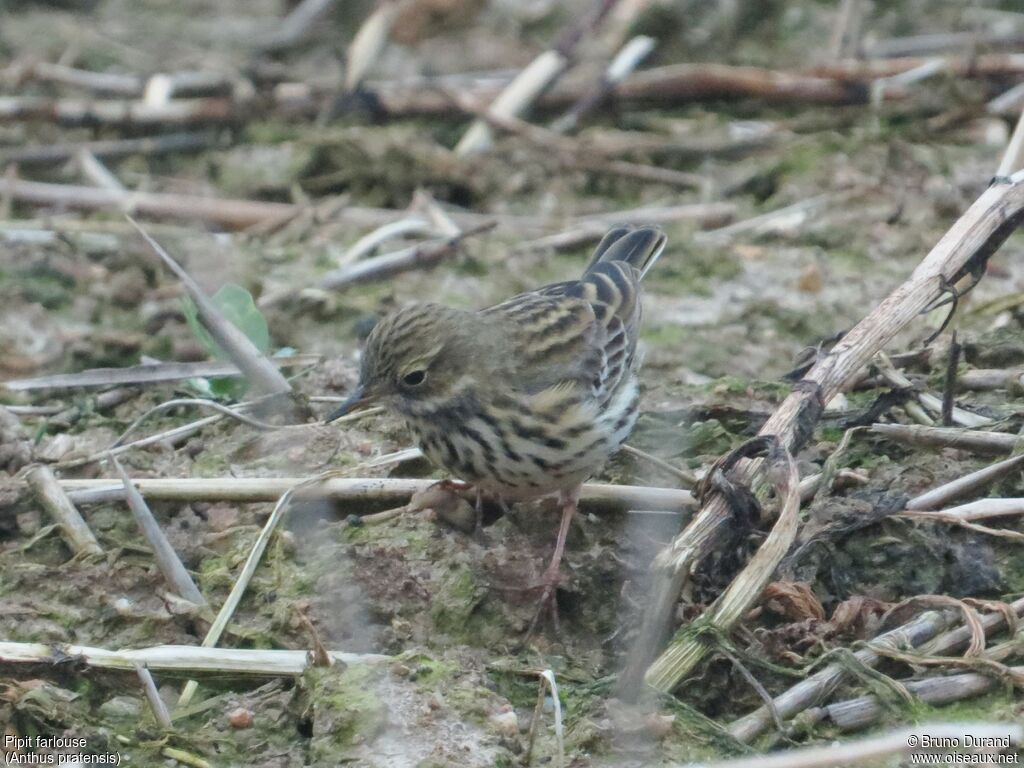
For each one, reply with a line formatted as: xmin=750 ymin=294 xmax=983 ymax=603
xmin=727 ymin=610 xmax=954 ymax=743
xmin=620 ymin=444 xmax=697 ymax=487
xmin=76 ymin=149 xmax=127 ymax=193
xmin=0 ymin=641 xmax=388 ymax=675
xmin=904 ymin=452 xmax=1024 ymax=511
xmin=110 ymin=456 xmax=205 ymax=605
xmin=551 ymin=34 xmax=656 ymax=133
xmin=25 ymin=465 xmax=102 ymax=557
xmin=870 ymin=423 xmax=1021 ymax=455
xmin=904 ymin=497 xmax=1024 ymax=522
xmin=61 ymin=476 xmax=695 ymax=512
xmin=136 ymin=664 xmax=172 ymax=728
xmin=875 ymin=353 xmax=990 ymax=427
xmin=2 ymin=356 xmax=319 ymax=392
xmin=336 ymin=217 xmax=432 ymax=266
xmin=996 ymin=100 xmax=1024 ymax=177
xmin=454 ymin=50 xmax=569 ymax=155
xmin=454 ymin=0 xmax=619 ymax=154
xmin=816 ymin=665 xmax=1024 ymax=731
xmin=317 ymin=221 xmax=495 ymax=292
xmin=29 ymin=62 xmax=142 ymax=95
xmin=643 ymin=439 xmax=800 ymax=695
xmin=127 ymin=216 xmax=292 ymax=398
xmin=344 ymin=0 xmax=403 ymax=92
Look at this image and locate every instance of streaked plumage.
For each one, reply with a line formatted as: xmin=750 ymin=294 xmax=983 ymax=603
xmin=328 ymin=225 xmax=667 ymax=627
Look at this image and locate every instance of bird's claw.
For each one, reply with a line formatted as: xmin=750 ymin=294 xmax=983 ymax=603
xmin=524 ymin=566 xmax=564 ymax=640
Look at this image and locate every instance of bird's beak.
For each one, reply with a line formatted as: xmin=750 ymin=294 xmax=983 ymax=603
xmin=324 ymin=385 xmax=375 ymax=422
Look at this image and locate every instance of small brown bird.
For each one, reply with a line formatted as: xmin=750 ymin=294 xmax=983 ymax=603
xmin=328 ymin=225 xmax=667 ymax=626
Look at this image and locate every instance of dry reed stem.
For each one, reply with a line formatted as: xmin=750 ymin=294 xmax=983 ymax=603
xmin=135 ymin=663 xmax=172 ymax=729
xmin=864 ymin=29 xmax=1024 ymax=58
xmin=957 ymin=368 xmax=1024 ymax=391
xmin=343 ymin=0 xmax=402 ymax=91
xmin=76 ymin=149 xmax=127 ymax=193
xmin=905 ymin=497 xmax=1024 ymax=521
xmin=552 ymin=34 xmax=656 ymax=133
xmin=635 ymin=170 xmax=1024 ymax=696
xmin=317 ymin=221 xmax=496 ymax=292
xmin=874 ymin=353 xmax=990 ymax=427
xmin=0 ymin=178 xmax=298 ymax=230
xmin=0 ymin=95 xmax=236 ymax=126
xmin=127 ymin=216 xmax=293 ymax=398
xmin=817 ymin=665 xmax=1024 ymax=731
xmin=730 ymin=595 xmax=1024 ymax=743
xmin=25 ymin=465 xmax=102 ymax=557
xmin=921 ymin=596 xmax=1024 ymax=658
xmin=0 ymin=178 xmax=731 ymax=238
xmin=455 ymin=50 xmax=569 ymax=155
xmin=336 ymin=217 xmax=432 ymax=267
xmin=905 ymin=453 xmax=1024 ymax=511
xmin=726 ymin=610 xmax=954 ymax=743
xmin=643 ymin=439 xmax=799 ymax=696
xmin=0 ymin=641 xmax=387 ymax=675
xmin=882 ymin=595 xmax=986 ymax=656
xmin=110 ymin=398 xmax=299 ymax=447
xmin=110 ymin=455 xmax=206 ymax=605
xmin=2 ymin=355 xmax=320 ymax=391
xmin=27 ymin=62 xmax=143 ymax=95
xmin=997 ymin=103 xmax=1024 ymax=178
xmin=58 ymin=476 xmax=695 ymax=511
xmin=871 ymin=423 xmax=1023 ymax=454
xmin=990 ymin=82 xmax=1024 ymax=117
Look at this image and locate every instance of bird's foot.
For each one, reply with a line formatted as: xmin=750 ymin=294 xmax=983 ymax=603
xmin=522 ymin=488 xmax=579 ymax=641
xmin=524 ymin=564 xmax=565 ymax=640
xmin=433 ymin=478 xmax=474 ymax=494
xmin=422 ymin=480 xmax=494 ymax=533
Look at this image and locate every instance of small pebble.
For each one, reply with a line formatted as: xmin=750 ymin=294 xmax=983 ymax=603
xmin=278 ymin=529 xmax=297 ymax=555
xmin=489 ymin=709 xmax=519 ymax=738
xmin=99 ymin=695 xmax=142 ymax=721
xmin=112 ymin=597 xmax=134 ymax=617
xmin=346 ymin=514 xmax=364 ymax=527
xmin=228 ymin=707 xmax=254 ymax=729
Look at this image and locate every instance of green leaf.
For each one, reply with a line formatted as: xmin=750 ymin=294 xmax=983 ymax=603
xmin=182 ymin=284 xmax=271 ymax=400
xmin=182 ymin=283 xmax=271 ymax=361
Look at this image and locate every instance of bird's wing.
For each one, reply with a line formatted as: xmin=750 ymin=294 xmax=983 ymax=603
xmin=481 ymin=259 xmax=642 ymax=406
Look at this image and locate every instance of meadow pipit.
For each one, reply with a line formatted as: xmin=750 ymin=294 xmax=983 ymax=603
xmin=328 ymin=225 xmax=667 ymax=628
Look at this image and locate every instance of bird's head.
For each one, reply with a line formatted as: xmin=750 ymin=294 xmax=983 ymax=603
xmin=326 ymin=303 xmax=474 ymax=421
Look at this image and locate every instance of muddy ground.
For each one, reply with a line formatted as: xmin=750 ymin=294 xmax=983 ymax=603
xmin=2 ymin=1 xmax=1024 ymax=766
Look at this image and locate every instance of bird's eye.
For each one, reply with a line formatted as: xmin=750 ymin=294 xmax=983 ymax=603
xmin=401 ymin=370 xmax=426 ymax=387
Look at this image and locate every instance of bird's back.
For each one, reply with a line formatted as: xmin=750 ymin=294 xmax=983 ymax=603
xmin=481 ymin=226 xmax=667 ymax=406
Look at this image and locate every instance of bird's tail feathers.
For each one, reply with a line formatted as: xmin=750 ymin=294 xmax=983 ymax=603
xmin=585 ymin=225 xmax=667 ymax=281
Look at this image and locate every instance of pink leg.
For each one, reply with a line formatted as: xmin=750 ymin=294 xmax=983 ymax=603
xmin=474 ymin=488 xmax=484 ymax=531
xmin=527 ymin=486 xmax=580 ymax=637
